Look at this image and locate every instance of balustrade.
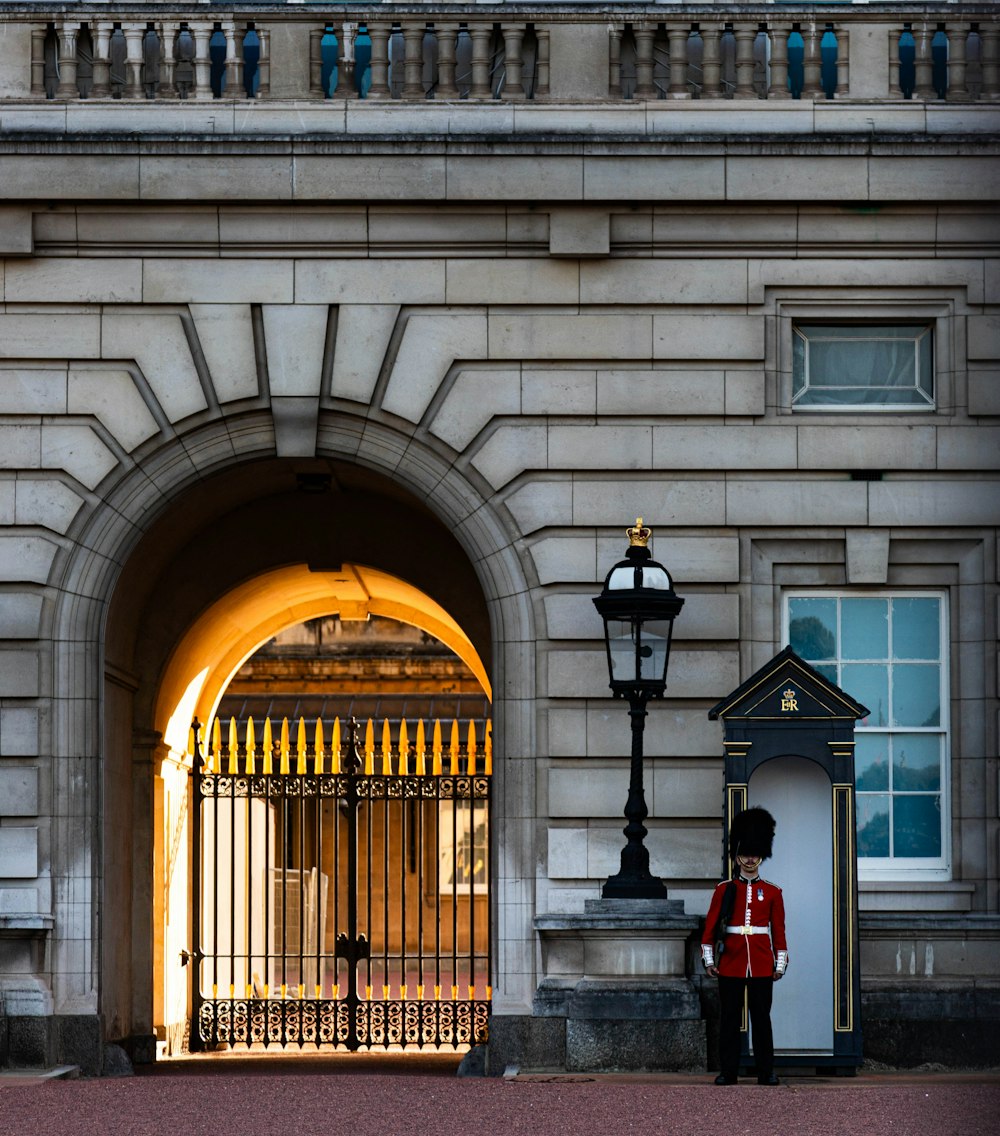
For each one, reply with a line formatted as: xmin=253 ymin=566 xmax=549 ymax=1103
xmin=2 ymin=6 xmax=999 ymax=106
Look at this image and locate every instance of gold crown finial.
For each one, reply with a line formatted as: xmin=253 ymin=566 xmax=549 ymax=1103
xmin=627 ymin=517 xmax=651 ymax=547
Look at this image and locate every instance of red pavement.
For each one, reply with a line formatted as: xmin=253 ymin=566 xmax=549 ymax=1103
xmin=1 ymin=1058 xmax=998 ymax=1136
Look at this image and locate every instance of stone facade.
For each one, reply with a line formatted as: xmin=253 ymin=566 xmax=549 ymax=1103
xmin=0 ymin=2 xmax=998 ymax=1073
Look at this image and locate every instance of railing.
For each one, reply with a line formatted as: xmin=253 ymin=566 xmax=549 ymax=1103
xmin=1 ymin=5 xmax=998 ymax=108
xmin=190 ymin=715 xmax=491 ymax=1050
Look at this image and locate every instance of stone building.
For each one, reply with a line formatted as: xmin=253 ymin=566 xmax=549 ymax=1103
xmin=0 ymin=2 xmax=998 ymax=1074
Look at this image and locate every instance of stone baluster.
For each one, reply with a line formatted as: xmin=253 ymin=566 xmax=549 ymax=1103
xmin=888 ymin=26 xmax=903 ymax=98
xmin=916 ymin=22 xmax=938 ymax=99
xmin=402 ymin=22 xmax=425 ymax=99
xmin=469 ymin=24 xmax=493 ymax=99
xmin=124 ymin=24 xmax=144 ymax=98
xmin=835 ymin=26 xmax=848 ymax=98
xmin=535 ymin=27 xmax=550 ymax=98
xmin=801 ymin=22 xmax=822 ymax=99
xmin=173 ymin=25 xmax=194 ymax=99
xmin=947 ymin=26 xmax=969 ymax=101
xmin=193 ymin=23 xmax=213 ymax=100
xmin=309 ymin=28 xmax=323 ymax=97
xmin=31 ymin=26 xmax=47 ymax=97
xmin=504 ymin=25 xmax=526 ymax=101
xmin=224 ymin=21 xmax=243 ymax=98
xmin=982 ymin=25 xmax=1000 ymax=101
xmin=257 ymin=28 xmax=271 ymax=99
xmin=700 ymin=26 xmax=722 ymax=99
xmin=436 ymin=25 xmax=458 ymax=99
xmin=667 ymin=25 xmax=689 ymax=99
xmin=142 ymin=27 xmax=161 ymax=99
xmin=767 ymin=24 xmax=790 ymax=100
xmin=914 ymin=22 xmax=935 ymax=100
xmin=56 ymin=22 xmax=80 ymax=99
xmin=338 ymin=22 xmax=357 ymax=99
xmin=609 ymin=25 xmax=622 ymax=100
xmin=160 ymin=23 xmax=176 ymax=98
xmin=91 ymin=23 xmax=111 ymax=99
xmin=366 ymin=23 xmax=391 ymax=100
xmin=733 ymin=24 xmax=756 ymax=98
xmin=634 ymin=27 xmax=655 ymax=99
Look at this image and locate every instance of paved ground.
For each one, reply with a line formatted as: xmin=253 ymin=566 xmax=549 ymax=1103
xmin=1 ymin=1055 xmax=998 ymax=1136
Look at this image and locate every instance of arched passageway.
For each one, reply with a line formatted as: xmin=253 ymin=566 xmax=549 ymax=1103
xmin=89 ymin=447 xmax=524 ymax=1056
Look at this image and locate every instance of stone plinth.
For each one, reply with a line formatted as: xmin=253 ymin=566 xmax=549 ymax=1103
xmin=489 ymin=899 xmax=707 ymax=1073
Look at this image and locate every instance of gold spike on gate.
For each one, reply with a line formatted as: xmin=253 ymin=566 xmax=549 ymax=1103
xmin=331 ymin=717 xmax=341 ymax=774
xmin=228 ymin=718 xmax=239 ymax=775
xmin=245 ymin=717 xmax=256 ymax=775
xmin=211 ymin=718 xmax=222 ymax=774
xmin=314 ymin=718 xmax=325 ymax=775
xmin=262 ymin=717 xmax=273 ymax=775
xmin=415 ymin=719 xmax=426 ymax=775
xmin=432 ymin=720 xmax=442 ymax=776
xmin=364 ymin=719 xmax=374 ymax=775
xmin=381 ymin=718 xmax=392 ymax=775
xmin=467 ymin=720 xmax=477 ymax=775
xmin=296 ymin=717 xmax=308 ymax=775
xmin=485 ymin=719 xmax=493 ymax=775
xmin=449 ymin=720 xmax=460 ymax=775
xmin=279 ymin=717 xmax=290 ymax=775
xmin=398 ymin=719 xmax=409 ymax=775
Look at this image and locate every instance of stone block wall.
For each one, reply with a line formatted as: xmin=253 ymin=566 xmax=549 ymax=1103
xmin=0 ymin=66 xmax=997 ymax=1069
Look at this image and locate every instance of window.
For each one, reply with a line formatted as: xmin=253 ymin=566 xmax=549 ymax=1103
xmin=785 ymin=593 xmax=949 ymax=877
xmin=438 ymin=801 xmax=488 ymax=895
xmin=792 ymin=324 xmax=934 ymax=410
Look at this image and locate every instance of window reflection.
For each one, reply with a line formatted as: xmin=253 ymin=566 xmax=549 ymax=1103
xmin=787 ymin=593 xmax=946 ymax=866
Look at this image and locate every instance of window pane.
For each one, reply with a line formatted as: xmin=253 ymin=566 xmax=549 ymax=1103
xmin=855 ymin=734 xmax=889 ymax=791
xmin=843 ymin=663 xmax=889 ymax=727
xmin=892 ymin=664 xmax=940 ymax=727
xmin=789 ymin=598 xmax=837 ymax=660
xmin=857 ymin=795 xmax=890 ymax=857
xmin=792 ymin=324 xmax=933 ymax=408
xmin=892 ymin=734 xmax=941 ymax=792
xmin=893 ymin=795 xmax=942 ymax=858
xmin=892 ymin=597 xmax=940 ymax=660
xmin=842 ymin=598 xmax=888 ymax=660
xmin=785 ymin=590 xmax=947 ymax=869
xmin=792 ymin=330 xmax=807 ymax=401
xmin=918 ymin=329 xmax=933 ymax=400
xmin=809 ymin=339 xmax=916 ymax=390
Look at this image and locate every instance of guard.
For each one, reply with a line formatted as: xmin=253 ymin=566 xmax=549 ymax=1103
xmin=701 ymin=807 xmax=788 ymax=1085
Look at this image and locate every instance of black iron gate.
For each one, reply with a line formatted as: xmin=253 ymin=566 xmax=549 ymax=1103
xmin=190 ymin=715 xmax=491 ymax=1049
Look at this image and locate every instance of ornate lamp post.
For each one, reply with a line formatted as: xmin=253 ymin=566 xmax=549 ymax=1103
xmin=593 ymin=518 xmax=684 ymax=899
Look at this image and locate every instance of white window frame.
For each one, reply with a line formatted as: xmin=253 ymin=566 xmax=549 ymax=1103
xmin=792 ymin=323 xmax=935 ymax=412
xmin=782 ymin=590 xmax=951 ymax=882
xmin=773 ymin=298 xmax=956 ymax=418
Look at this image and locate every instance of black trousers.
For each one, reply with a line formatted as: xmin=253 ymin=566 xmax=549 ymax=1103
xmin=718 ymin=975 xmax=775 ymax=1080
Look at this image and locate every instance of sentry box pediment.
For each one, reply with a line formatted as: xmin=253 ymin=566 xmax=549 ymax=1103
xmin=709 ymin=645 xmax=869 ymax=786
xmin=709 ymin=645 xmax=869 ymax=726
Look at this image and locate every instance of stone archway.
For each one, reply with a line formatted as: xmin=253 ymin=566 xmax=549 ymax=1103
xmin=46 ymin=414 xmax=536 ymax=1061
xmin=153 ymin=561 xmax=493 ymax=1052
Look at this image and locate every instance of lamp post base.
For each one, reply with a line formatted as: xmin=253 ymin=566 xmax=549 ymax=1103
xmin=601 ymin=873 xmax=669 ymax=900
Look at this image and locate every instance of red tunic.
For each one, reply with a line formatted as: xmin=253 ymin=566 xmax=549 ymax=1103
xmin=701 ymin=877 xmax=787 ymax=979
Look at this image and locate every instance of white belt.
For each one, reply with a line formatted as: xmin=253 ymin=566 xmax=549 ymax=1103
xmin=725 ymin=925 xmax=770 ymax=935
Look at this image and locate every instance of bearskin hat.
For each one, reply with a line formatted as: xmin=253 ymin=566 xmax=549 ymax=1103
xmin=729 ymin=806 xmax=776 ymax=861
